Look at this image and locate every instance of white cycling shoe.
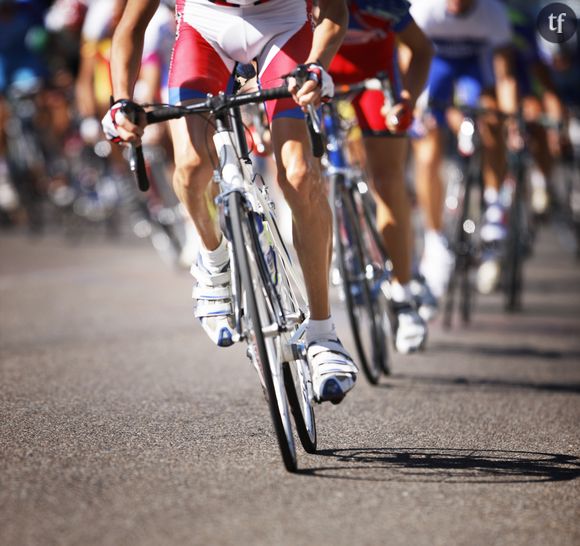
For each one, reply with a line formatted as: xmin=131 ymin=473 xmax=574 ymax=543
xmin=420 ymin=231 xmax=455 ymax=299
xmin=393 ymin=304 xmax=427 ymax=354
xmin=476 ymin=254 xmax=501 ymax=295
xmin=191 ymin=256 xmax=235 ymax=348
xmin=308 ymin=339 xmax=357 ymax=404
xmin=409 ymin=277 xmax=439 ymax=322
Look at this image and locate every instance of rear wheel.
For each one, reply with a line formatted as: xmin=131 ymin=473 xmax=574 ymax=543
xmin=229 ymin=191 xmax=297 ymax=472
xmin=504 ymin=162 xmax=527 ymax=312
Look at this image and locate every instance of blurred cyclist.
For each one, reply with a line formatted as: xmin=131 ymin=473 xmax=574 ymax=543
xmin=328 ymin=0 xmax=434 ymax=352
xmin=501 ymin=1 xmax=566 ymax=217
xmin=410 ymin=0 xmax=520 ymax=297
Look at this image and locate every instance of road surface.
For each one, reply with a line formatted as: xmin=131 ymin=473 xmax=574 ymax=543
xmin=1 ymin=225 xmax=579 ymax=546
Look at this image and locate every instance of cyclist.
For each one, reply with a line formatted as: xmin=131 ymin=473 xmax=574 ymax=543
xmin=327 ymin=0 xmax=434 ymax=352
xmin=102 ymin=0 xmax=358 ymax=403
xmin=410 ymin=0 xmax=519 ymax=297
xmin=501 ymin=1 xmax=566 ymax=217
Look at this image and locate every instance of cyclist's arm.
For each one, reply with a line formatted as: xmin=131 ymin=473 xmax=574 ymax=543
xmin=306 ymin=0 xmax=348 ymax=68
xmin=76 ymin=39 xmax=98 ymax=118
xmin=109 ymin=0 xmax=159 ymax=101
xmin=106 ymin=0 xmax=159 ymax=142
xmin=292 ymin=0 xmax=347 ymax=107
xmin=396 ymin=20 xmax=433 ymax=108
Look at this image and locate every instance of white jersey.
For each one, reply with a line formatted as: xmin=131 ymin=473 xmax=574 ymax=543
xmin=410 ymin=0 xmax=512 ymax=59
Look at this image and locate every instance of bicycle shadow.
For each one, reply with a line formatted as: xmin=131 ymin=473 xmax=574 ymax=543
xmin=428 ymin=341 xmax=580 ymax=362
xmin=298 ymin=447 xmax=580 ymax=484
xmin=379 ymin=373 xmax=580 ymax=396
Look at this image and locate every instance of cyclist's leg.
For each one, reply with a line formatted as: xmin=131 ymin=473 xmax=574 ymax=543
xmin=353 ymin=87 xmax=427 ymax=350
xmin=523 ymin=95 xmax=552 ymax=215
xmin=260 ymin=24 xmax=357 ymax=402
xmin=167 ymin=17 xmax=236 ymax=346
xmin=475 ymin=90 xmax=510 ymax=294
xmin=412 ymin=124 xmax=454 ymax=299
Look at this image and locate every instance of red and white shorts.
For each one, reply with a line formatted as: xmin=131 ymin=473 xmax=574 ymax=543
xmin=329 ymin=29 xmax=399 ymax=135
xmin=169 ymin=0 xmax=312 ymax=121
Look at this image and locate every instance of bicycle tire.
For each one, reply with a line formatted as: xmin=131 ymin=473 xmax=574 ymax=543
xmin=332 ymin=176 xmax=386 ymax=384
xmin=283 ymin=361 xmax=317 ymax=453
xmin=269 ymin=231 xmax=317 ymax=454
xmin=443 ymin=157 xmax=477 ymax=327
xmin=504 ymin=161 xmax=526 ymax=312
xmin=357 ymin=188 xmax=393 ymax=376
xmin=228 ymin=191 xmax=298 ymax=472
xmin=504 ymin=200 xmax=524 ymax=311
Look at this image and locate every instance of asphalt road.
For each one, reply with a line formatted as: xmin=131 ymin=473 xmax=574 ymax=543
xmin=1 ymin=225 xmax=579 ymax=546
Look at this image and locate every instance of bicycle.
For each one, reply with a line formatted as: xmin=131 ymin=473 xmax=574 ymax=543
xmin=439 ymin=111 xmax=485 ymax=328
xmin=123 ymin=67 xmax=322 ymax=472
xmin=436 ymin=103 xmax=549 ymax=313
xmin=322 ymin=75 xmax=397 ymax=384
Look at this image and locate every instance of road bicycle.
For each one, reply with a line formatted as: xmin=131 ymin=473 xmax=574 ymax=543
xmin=436 ymin=103 xmax=551 ymax=314
xmin=123 ymin=67 xmax=320 ymax=472
xmin=440 ymin=112 xmax=484 ymax=327
xmin=322 ymin=76 xmax=396 ymax=384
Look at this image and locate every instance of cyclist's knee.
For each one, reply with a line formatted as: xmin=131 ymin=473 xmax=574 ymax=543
xmin=278 ymin=159 xmax=324 ymax=207
xmin=173 ymin=155 xmax=213 ymax=195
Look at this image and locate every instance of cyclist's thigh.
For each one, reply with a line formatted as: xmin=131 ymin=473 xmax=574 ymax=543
xmin=270 ymin=117 xmax=325 ymax=205
xmin=258 ymin=20 xmax=312 ymax=123
xmin=168 ymin=112 xmax=217 ymax=172
xmin=167 ymin=11 xmax=232 ymax=104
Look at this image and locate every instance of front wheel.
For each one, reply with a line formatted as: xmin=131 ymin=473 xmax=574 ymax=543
xmin=228 ymin=191 xmax=297 ymax=472
xmin=332 ymin=178 xmax=388 ymax=384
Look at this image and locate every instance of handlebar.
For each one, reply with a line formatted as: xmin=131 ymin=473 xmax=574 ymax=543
xmin=127 ymin=83 xmax=326 ymax=191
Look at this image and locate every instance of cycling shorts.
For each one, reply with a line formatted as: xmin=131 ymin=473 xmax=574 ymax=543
xmin=169 ymin=0 xmax=312 ymax=121
xmin=425 ymin=55 xmax=491 ymax=126
xmin=329 ymin=30 xmax=400 ymax=136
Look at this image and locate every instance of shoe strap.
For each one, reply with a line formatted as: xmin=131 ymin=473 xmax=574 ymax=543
xmin=194 ymin=299 xmax=232 ymax=318
xmin=307 ymin=340 xmax=357 ymax=374
xmin=190 ymin=262 xmax=230 ymax=286
xmin=192 ymin=285 xmax=231 ymax=301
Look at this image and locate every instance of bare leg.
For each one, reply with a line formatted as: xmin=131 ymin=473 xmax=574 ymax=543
xmin=270 ymin=117 xmax=332 ymax=320
xmin=412 ymin=127 xmax=445 ymax=232
xmin=479 ymin=94 xmax=505 ymax=193
xmin=364 ymin=136 xmax=413 ymax=284
xmin=169 ymin=114 xmax=221 ymax=251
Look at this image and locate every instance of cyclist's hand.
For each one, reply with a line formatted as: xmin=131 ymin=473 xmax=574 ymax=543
xmin=101 ymin=99 xmax=145 ymax=145
xmin=288 ymin=62 xmax=334 ymax=110
xmin=381 ymin=99 xmax=413 ymax=133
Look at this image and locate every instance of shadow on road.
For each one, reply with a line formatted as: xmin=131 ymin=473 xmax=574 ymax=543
xmin=298 ymin=448 xmax=580 ymax=484
xmin=381 ymin=373 xmax=580 ymax=396
xmin=429 ymin=341 xmax=580 ymax=362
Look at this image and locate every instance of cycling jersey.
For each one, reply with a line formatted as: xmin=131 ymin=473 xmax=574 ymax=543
xmin=329 ymin=0 xmax=412 ymax=135
xmin=411 ymin=0 xmax=512 ymax=125
xmin=410 ymin=0 xmax=511 ymax=60
xmin=169 ymin=0 xmax=313 ymax=120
